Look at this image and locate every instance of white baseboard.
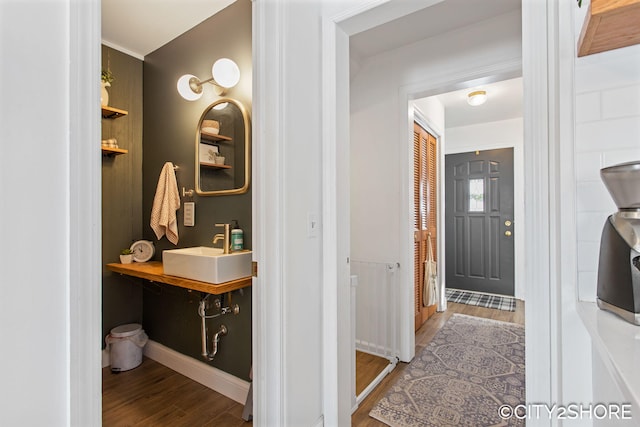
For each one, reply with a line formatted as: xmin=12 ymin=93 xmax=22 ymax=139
xmin=143 ymin=340 xmax=250 ymax=404
xmin=355 ymin=363 xmax=393 ymax=406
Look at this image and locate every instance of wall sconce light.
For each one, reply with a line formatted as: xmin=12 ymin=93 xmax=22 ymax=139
xmin=177 ymin=58 xmax=240 ymax=101
xmin=467 ymin=90 xmax=487 ymax=106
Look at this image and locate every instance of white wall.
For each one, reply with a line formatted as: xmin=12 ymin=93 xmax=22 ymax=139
xmin=2 ymin=1 xmax=109 ymax=424
xmin=444 ymin=118 xmax=523 ymax=154
xmin=444 ymin=118 xmax=525 ymax=299
xmin=1 ymin=1 xmax=71 ymax=424
xmin=280 ymin=4 xmax=324 ymax=423
xmin=574 ymin=43 xmax=640 ymax=302
xmin=414 ymin=97 xmax=445 ymax=136
xmin=350 ymin=10 xmax=521 ymax=266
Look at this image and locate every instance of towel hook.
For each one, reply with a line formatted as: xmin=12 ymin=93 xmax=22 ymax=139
xmin=173 ymin=165 xmax=180 ymax=171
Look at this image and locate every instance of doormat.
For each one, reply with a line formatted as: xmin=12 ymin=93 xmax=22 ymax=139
xmin=369 ymin=314 xmax=525 ymax=426
xmin=446 ymin=288 xmax=516 ymax=312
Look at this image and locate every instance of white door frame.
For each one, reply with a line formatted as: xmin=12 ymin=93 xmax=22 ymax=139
xmin=400 ymin=62 xmax=521 ymax=364
xmin=320 ymin=0 xmax=565 ymax=424
xmin=71 ymin=0 xmax=102 ymax=424
xmin=251 ymin=1 xmax=286 ymax=425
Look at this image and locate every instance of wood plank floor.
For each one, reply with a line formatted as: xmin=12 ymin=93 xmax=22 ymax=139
xmin=103 ymin=300 xmax=524 ymax=426
xmin=103 ymin=359 xmax=250 ymax=426
xmin=356 ymin=351 xmax=391 ymax=396
xmin=351 ymin=300 xmax=525 ymax=426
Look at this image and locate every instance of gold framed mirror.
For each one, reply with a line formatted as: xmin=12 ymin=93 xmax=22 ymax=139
xmin=195 ymin=98 xmax=250 ymax=196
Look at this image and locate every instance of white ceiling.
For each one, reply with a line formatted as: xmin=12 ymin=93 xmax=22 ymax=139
xmin=102 ymin=0 xmax=522 ymax=127
xmin=349 ymin=0 xmax=521 ymax=60
xmin=427 ymin=77 xmax=523 ymax=128
xmin=101 ymin=0 xmax=235 ymax=58
xmin=350 ymin=0 xmax=523 ymax=128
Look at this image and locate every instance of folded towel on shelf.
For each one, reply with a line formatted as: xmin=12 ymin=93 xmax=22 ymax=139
xmin=201 ymin=127 xmax=220 ymax=135
xmin=150 ymin=162 xmax=180 ymax=245
xmin=202 ymin=120 xmax=219 ymax=129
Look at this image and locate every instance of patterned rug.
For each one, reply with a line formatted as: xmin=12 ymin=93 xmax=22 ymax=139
xmin=446 ymin=288 xmax=516 ymax=312
xmin=369 ymin=314 xmax=525 ymax=426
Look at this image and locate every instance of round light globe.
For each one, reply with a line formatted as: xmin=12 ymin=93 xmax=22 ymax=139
xmin=177 ymin=74 xmax=203 ymax=101
xmin=212 ymin=58 xmax=240 ymax=88
xmin=467 ymin=90 xmax=487 ymax=107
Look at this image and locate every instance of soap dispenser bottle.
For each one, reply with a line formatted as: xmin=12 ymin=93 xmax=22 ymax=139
xmin=231 ymin=220 xmax=244 ymax=251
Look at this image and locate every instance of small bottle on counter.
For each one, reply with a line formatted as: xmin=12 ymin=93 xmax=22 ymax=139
xmin=231 ymin=219 xmax=244 ymax=251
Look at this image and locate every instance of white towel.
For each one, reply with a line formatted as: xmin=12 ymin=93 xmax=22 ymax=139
xmin=150 ymin=162 xmax=180 ymax=245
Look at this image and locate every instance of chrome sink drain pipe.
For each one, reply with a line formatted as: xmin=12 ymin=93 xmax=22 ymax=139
xmin=210 ymin=324 xmax=228 ymax=359
xmin=198 ymin=296 xmax=233 ymax=361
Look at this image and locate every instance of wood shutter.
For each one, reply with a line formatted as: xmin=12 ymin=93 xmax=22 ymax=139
xmin=414 ymin=122 xmax=438 ymax=331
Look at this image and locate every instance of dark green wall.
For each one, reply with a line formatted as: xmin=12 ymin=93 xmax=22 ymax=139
xmin=141 ymin=0 xmax=252 ymax=381
xmin=101 ymin=46 xmax=144 ymax=345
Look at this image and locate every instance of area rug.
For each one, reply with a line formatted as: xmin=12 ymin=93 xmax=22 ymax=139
xmin=446 ymin=288 xmax=516 ymax=312
xmin=369 ymin=314 xmax=525 ymax=426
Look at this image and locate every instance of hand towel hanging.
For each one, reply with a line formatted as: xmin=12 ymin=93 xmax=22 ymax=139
xmin=423 ymin=234 xmax=437 ymax=307
xmin=150 ymin=162 xmax=181 ymax=245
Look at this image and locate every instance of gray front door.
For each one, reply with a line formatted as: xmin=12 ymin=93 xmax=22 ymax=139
xmin=445 ymin=148 xmax=514 ymax=296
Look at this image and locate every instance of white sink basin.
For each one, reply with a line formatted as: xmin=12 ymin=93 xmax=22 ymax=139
xmin=162 ymin=247 xmax=252 ymax=284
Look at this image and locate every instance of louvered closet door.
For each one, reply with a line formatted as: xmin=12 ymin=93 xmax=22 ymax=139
xmin=414 ymin=123 xmax=437 ymax=331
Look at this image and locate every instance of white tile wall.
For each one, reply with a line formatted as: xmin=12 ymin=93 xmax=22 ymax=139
xmin=602 ymin=85 xmax=640 ymax=119
xmin=574 ymin=45 xmax=640 ymax=301
xmin=576 ymin=92 xmax=601 ymax=124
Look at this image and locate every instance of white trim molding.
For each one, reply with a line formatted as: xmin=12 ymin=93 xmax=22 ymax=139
xmin=69 ymin=0 xmax=102 ymax=425
xmin=398 ymin=58 xmax=522 ymax=363
xmin=522 ymin=0 xmax=556 ymax=420
xmin=322 ymin=10 xmax=353 ymax=427
xmin=144 ymin=340 xmax=250 ymax=404
xmin=252 ymin=0 xmax=285 ymax=425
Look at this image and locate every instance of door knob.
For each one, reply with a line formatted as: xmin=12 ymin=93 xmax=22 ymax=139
xmin=505 ymin=230 xmax=512 ymax=237
xmin=505 ymin=220 xmax=512 ymax=227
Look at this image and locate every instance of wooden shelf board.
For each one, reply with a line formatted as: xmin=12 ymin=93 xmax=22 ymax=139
xmin=106 ymin=261 xmax=251 ymax=294
xmin=578 ymin=0 xmax=640 ymax=57
xmin=201 ymin=131 xmax=232 ymax=142
xmin=200 ymin=161 xmax=232 ymax=169
xmin=101 ymin=105 xmax=129 ymax=119
xmin=101 ymin=147 xmax=128 ymax=156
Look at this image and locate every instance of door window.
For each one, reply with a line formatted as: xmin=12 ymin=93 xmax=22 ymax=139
xmin=468 ymin=178 xmax=485 ymax=212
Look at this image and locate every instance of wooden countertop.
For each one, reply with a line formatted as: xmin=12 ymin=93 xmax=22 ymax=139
xmin=106 ymin=261 xmax=252 ymax=294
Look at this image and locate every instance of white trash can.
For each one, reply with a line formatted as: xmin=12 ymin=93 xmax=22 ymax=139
xmin=106 ymin=323 xmax=148 ymax=372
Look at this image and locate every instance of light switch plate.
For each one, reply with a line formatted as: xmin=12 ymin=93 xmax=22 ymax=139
xmin=184 ymin=202 xmax=195 ymax=226
xmin=307 ymin=212 xmax=319 ymax=238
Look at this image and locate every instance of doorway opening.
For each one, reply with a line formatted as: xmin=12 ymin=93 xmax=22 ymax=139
xmin=346 ymin=2 xmax=526 ymax=413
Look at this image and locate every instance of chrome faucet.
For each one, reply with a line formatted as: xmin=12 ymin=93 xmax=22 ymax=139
xmin=213 ymin=223 xmax=231 ymax=254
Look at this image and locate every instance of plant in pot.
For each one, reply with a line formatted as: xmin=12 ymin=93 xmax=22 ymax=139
xmin=120 ymin=248 xmax=133 ymax=264
xmin=214 ymin=151 xmax=225 ymax=165
xmin=101 ymin=69 xmax=114 ymax=106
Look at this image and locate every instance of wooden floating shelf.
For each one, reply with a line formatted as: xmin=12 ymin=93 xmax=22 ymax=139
xmin=201 ymin=131 xmax=232 ymax=142
xmin=200 ymin=161 xmax=232 ymax=169
xmin=106 ymin=261 xmax=252 ymax=295
xmin=101 ymin=147 xmax=128 ymax=156
xmin=101 ymin=105 xmax=129 ymax=119
xmin=578 ymin=0 xmax=640 ymax=57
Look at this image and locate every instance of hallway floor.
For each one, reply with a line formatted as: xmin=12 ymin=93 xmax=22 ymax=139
xmin=351 ymin=300 xmax=525 ymax=426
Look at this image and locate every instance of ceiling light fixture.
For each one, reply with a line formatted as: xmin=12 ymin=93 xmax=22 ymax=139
xmin=467 ymin=90 xmax=487 ymax=106
xmin=177 ymin=58 xmax=241 ymax=101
